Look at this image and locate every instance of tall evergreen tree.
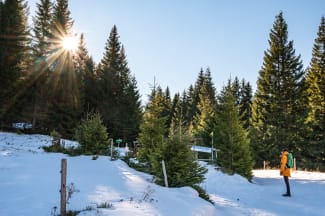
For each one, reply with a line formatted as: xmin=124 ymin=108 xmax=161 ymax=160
xmin=169 ymin=93 xmax=187 ymax=137
xmin=305 ymin=16 xmax=325 ymax=170
xmin=189 ymin=68 xmax=216 ymax=135
xmin=46 ymin=0 xmax=80 ymax=137
xmin=97 ymin=25 xmax=141 ymax=141
xmin=33 ymin=0 xmax=53 ymax=57
xmin=214 ymin=86 xmax=254 ymax=180
xmin=117 ymin=46 xmax=142 ymax=141
xmin=75 ymin=33 xmax=97 ymax=115
xmin=21 ymin=0 xmax=54 ymax=129
xmin=193 ymin=76 xmax=216 ymax=137
xmin=239 ymin=79 xmax=253 ymax=130
xmin=0 ymin=0 xmax=31 ymax=126
xmin=138 ymin=86 xmax=168 ymax=163
xmin=97 ymin=25 xmax=121 ymax=139
xmin=251 ymin=12 xmax=305 ymax=166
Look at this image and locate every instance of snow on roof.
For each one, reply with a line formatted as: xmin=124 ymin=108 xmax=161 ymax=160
xmin=191 ymin=145 xmax=213 ymax=153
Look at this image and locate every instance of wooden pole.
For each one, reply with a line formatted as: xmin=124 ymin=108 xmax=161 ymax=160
xmin=110 ymin=139 xmax=113 ymax=160
xmin=161 ymin=160 xmax=168 ymax=187
xmin=61 ymin=159 xmax=67 ymax=216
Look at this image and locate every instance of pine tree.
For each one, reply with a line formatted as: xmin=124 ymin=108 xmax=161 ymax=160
xmin=169 ymin=93 xmax=187 ymax=136
xmin=0 ymin=0 xmax=31 ymax=125
xmin=189 ymin=68 xmax=216 ymax=136
xmin=149 ymin=131 xmax=207 ymax=187
xmin=75 ymin=33 xmax=97 ymax=115
xmin=74 ymin=112 xmax=109 ymax=155
xmin=117 ymin=46 xmax=142 ymax=141
xmin=33 ymin=0 xmax=53 ymax=57
xmin=138 ymin=86 xmax=168 ymax=163
xmin=97 ymin=25 xmax=141 ymax=141
xmin=252 ymin=12 xmax=305 ymax=166
xmin=305 ymin=16 xmax=325 ymax=170
xmin=22 ymin=0 xmax=54 ymax=130
xmin=46 ymin=0 xmax=80 ymax=137
xmin=97 ymin=25 xmax=121 ymax=139
xmin=193 ymin=77 xmax=216 ymax=137
xmin=239 ymin=79 xmax=253 ymax=130
xmin=215 ymin=86 xmax=254 ymax=180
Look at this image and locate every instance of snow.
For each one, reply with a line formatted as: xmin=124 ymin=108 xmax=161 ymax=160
xmin=191 ymin=145 xmax=213 ymax=153
xmin=1 ymin=132 xmax=325 ymax=216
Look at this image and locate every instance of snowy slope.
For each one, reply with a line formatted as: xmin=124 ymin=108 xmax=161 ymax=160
xmin=1 ymin=132 xmax=325 ymax=216
xmin=0 ymin=132 xmax=215 ymax=216
xmin=202 ymin=161 xmax=325 ymax=215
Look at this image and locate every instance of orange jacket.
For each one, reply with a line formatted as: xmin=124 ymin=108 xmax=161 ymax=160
xmin=280 ymin=151 xmax=291 ymax=177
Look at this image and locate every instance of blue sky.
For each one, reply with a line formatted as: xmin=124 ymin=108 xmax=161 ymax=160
xmin=28 ymin=0 xmax=325 ymax=103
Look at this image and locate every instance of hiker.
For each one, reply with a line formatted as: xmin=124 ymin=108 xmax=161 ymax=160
xmin=280 ymin=148 xmax=291 ymax=197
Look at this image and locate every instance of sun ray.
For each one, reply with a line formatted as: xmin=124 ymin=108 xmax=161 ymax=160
xmin=61 ymin=36 xmax=78 ymax=52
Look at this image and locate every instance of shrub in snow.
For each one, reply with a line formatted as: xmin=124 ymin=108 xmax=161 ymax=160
xmin=74 ymin=113 xmax=109 ymax=155
xmin=150 ymin=132 xmax=207 ymax=187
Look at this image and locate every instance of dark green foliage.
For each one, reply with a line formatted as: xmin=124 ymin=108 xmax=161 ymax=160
xmin=214 ymin=86 xmax=254 ymax=180
xmin=44 ymin=0 xmax=82 ymax=137
xmin=15 ymin=0 xmax=54 ymax=131
xmin=251 ymin=12 xmax=305 ymax=167
xmin=138 ymin=87 xmax=168 ymax=162
xmin=0 ymin=0 xmax=31 ymax=125
xmin=188 ymin=68 xmax=217 ymax=134
xmin=74 ymin=33 xmax=97 ymax=115
xmin=191 ymin=184 xmax=214 ymax=204
xmin=74 ymin=113 xmax=109 ymax=155
xmin=149 ymin=132 xmax=207 ymax=187
xmin=51 ymin=0 xmax=73 ymax=36
xmin=97 ymin=26 xmax=142 ymax=142
xmin=304 ymin=16 xmax=325 ymax=170
xmin=33 ymin=0 xmax=53 ymax=57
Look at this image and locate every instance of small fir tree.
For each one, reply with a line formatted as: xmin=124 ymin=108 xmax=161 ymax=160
xmin=74 ymin=113 xmax=109 ymax=155
xmin=149 ymin=131 xmax=207 ymax=187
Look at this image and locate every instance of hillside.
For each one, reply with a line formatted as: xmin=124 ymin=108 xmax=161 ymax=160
xmin=1 ymin=132 xmax=325 ymax=216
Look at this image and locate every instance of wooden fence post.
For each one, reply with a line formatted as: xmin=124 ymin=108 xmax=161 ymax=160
xmin=61 ymin=159 xmax=67 ymax=216
xmin=161 ymin=160 xmax=168 ymax=187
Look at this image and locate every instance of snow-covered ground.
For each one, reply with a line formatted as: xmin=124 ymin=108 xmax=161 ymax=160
xmin=0 ymin=132 xmax=324 ymax=216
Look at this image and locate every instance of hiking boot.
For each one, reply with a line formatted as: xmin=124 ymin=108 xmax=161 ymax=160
xmin=282 ymin=193 xmax=291 ymax=197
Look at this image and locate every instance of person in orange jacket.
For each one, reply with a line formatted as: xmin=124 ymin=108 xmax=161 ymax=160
xmin=280 ymin=148 xmax=291 ymax=197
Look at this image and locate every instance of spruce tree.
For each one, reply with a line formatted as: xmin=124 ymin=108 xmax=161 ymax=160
xmin=118 ymin=46 xmax=142 ymax=141
xmin=252 ymin=12 xmax=305 ymax=166
xmin=215 ymin=85 xmax=254 ymax=180
xmin=169 ymin=93 xmax=187 ymax=136
xmin=305 ymin=16 xmax=325 ymax=170
xmin=138 ymin=86 xmax=168 ymax=163
xmin=46 ymin=0 xmax=80 ymax=137
xmin=74 ymin=112 xmax=109 ymax=155
xmin=0 ymin=0 xmax=31 ymax=125
xmin=97 ymin=25 xmax=121 ymax=139
xmin=193 ymin=76 xmax=216 ymax=137
xmin=149 ymin=131 xmax=207 ymax=187
xmin=75 ymin=33 xmax=97 ymax=115
xmin=97 ymin=25 xmax=141 ymax=141
xmin=239 ymin=79 xmax=253 ymax=130
xmin=33 ymin=0 xmax=53 ymax=57
xmin=189 ymin=68 xmax=216 ymax=136
xmin=23 ymin=0 xmax=54 ymax=130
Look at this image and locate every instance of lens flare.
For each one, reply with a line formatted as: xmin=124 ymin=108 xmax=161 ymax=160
xmin=61 ymin=36 xmax=78 ymax=52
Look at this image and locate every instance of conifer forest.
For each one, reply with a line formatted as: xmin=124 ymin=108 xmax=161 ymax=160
xmin=0 ymin=0 xmax=324 ymax=181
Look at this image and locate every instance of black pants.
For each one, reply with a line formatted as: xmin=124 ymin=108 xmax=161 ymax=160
xmin=283 ymin=176 xmax=291 ymax=195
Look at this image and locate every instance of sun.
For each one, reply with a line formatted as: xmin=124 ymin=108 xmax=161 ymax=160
xmin=61 ymin=36 xmax=78 ymax=52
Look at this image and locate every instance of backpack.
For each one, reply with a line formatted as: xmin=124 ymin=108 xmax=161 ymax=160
xmin=286 ymin=152 xmax=294 ymax=168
